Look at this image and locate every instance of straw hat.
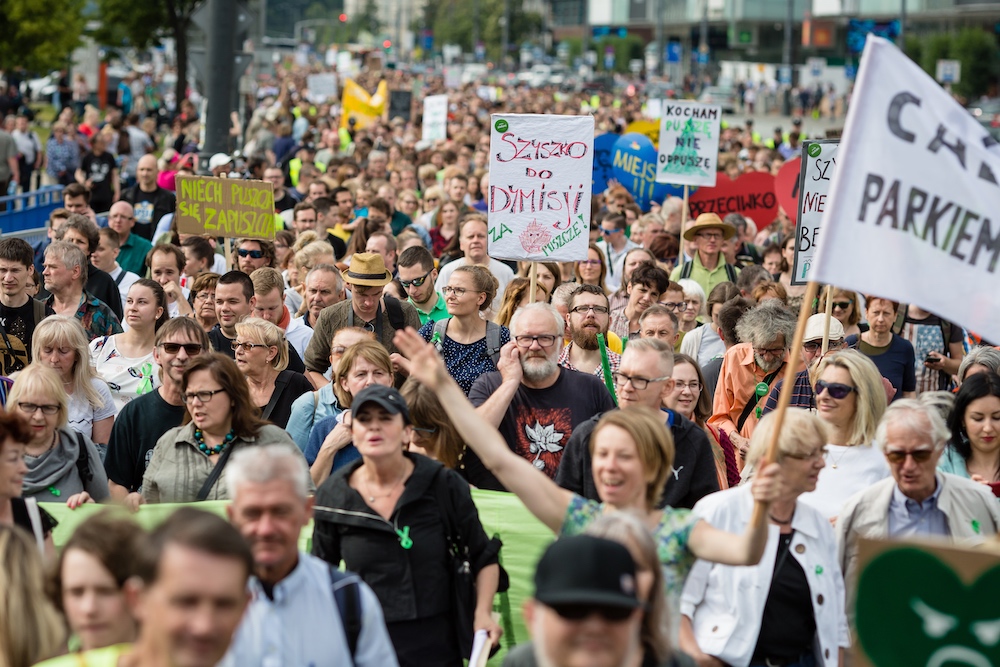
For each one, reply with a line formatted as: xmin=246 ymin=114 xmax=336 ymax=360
xmin=683 ymin=213 xmax=737 ymax=242
xmin=341 ymin=252 xmax=392 ymax=287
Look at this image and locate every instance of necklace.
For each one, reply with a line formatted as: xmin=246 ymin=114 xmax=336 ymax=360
xmin=828 ymin=444 xmax=855 ymax=469
xmin=363 ymin=467 xmax=407 ymax=503
xmin=194 ymin=428 xmax=235 ymax=455
xmin=769 ymin=508 xmax=795 ymax=525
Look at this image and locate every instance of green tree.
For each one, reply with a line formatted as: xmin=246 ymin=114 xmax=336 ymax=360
xmin=596 ymin=35 xmax=644 ymax=73
xmin=0 ymin=0 xmax=86 ymax=73
xmin=952 ymin=28 xmax=999 ymax=100
xmin=347 ymin=0 xmax=383 ymax=43
xmin=92 ymin=0 xmax=203 ymax=104
xmin=429 ymin=0 xmax=540 ymax=62
xmin=902 ymin=34 xmax=923 ymax=67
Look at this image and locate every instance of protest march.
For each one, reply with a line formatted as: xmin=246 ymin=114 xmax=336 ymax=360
xmin=3 ymin=27 xmax=1000 ymax=667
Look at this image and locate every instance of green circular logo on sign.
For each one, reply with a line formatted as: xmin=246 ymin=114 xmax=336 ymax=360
xmin=495 ymin=119 xmax=509 ymax=132
xmin=807 ymin=143 xmax=822 ymax=158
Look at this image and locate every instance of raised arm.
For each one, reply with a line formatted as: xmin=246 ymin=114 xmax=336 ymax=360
xmin=394 ymin=328 xmax=572 ymax=532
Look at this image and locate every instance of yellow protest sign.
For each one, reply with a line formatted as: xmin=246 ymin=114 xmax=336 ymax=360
xmin=625 ymin=119 xmax=660 ymax=147
xmin=175 ymin=175 xmax=276 ymax=240
xmin=340 ymin=79 xmax=388 ymax=130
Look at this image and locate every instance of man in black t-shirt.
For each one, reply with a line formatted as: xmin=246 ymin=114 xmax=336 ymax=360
xmin=121 ymin=154 xmax=176 ymax=240
xmin=0 ymin=238 xmax=45 ymax=374
xmin=105 ymin=318 xmax=211 ymax=508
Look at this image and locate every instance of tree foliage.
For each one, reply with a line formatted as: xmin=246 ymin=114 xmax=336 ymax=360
xmin=908 ymin=28 xmax=999 ymax=99
xmin=428 ymin=0 xmax=541 ymax=62
xmin=0 ymin=0 xmax=87 ymax=73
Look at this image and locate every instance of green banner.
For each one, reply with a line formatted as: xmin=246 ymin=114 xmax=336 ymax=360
xmin=41 ymin=490 xmax=554 ymax=662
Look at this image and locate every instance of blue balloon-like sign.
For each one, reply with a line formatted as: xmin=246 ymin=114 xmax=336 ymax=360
xmin=610 ymin=133 xmax=684 ymax=211
xmin=592 ymin=133 xmax=619 ymax=195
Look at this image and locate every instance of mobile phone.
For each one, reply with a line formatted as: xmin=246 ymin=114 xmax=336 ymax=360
xmin=925 ymin=353 xmax=937 ymax=363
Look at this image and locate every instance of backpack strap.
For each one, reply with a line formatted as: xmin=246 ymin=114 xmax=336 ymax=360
xmin=485 ymin=321 xmax=502 ymax=366
xmin=735 ymin=368 xmax=781 ymax=433
xmin=328 ymin=567 xmax=363 ymax=665
xmin=72 ymin=430 xmax=94 ymax=487
xmin=680 ymin=260 xmax=693 ymax=280
xmin=32 ymin=298 xmax=45 ymax=324
xmin=383 ymin=294 xmax=405 ymax=331
xmin=23 ymin=497 xmax=46 ymax=554
xmin=724 ymin=263 xmax=738 ymax=283
xmin=891 ymin=304 xmax=908 ymax=335
xmin=310 ymin=389 xmax=321 ymax=429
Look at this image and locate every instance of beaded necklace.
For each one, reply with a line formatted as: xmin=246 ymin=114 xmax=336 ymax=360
xmin=194 ymin=428 xmax=236 ymax=455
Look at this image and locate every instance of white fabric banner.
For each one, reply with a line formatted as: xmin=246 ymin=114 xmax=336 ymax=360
xmin=488 ymin=114 xmax=594 ymax=262
xmin=655 ymin=101 xmax=721 ymax=186
xmin=421 ymin=95 xmax=448 ymax=142
xmin=811 ymin=36 xmax=1000 ymax=342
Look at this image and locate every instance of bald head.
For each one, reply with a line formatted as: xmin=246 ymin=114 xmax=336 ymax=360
xmin=137 ymin=154 xmax=159 ymax=189
xmin=108 ymin=201 xmax=136 ymax=237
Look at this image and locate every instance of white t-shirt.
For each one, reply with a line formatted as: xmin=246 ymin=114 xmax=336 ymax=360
xmin=434 ymin=257 xmax=514 ymax=312
xmin=166 ymin=285 xmax=191 ymax=318
xmin=798 ymin=443 xmax=891 ymax=520
xmin=89 ymin=335 xmax=161 ymax=413
xmin=109 ymin=265 xmax=141 ymax=313
xmin=66 ymin=378 xmax=117 ymax=440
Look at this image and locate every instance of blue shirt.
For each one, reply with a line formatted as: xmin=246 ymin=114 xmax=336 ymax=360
xmin=219 ymin=552 xmax=398 ymax=667
xmin=286 ymin=384 xmax=341 ymax=453
xmin=304 ymin=414 xmax=361 ymax=471
xmin=888 ymin=474 xmax=950 ymax=538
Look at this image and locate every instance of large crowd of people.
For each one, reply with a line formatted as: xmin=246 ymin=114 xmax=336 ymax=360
xmin=0 ymin=62 xmax=997 ymax=667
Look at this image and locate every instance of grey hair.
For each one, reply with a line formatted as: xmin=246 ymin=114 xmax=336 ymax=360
xmin=44 ymin=241 xmax=88 ymax=284
xmin=735 ymin=300 xmax=796 ymax=348
xmin=226 ymin=444 xmax=311 ymax=500
xmin=958 ymin=346 xmax=1000 ymax=382
xmin=305 ymin=263 xmax=344 ymax=291
xmin=623 ymin=337 xmax=674 ymax=376
xmin=919 ymin=391 xmax=956 ymax=426
xmin=874 ymin=399 xmax=951 ymax=452
xmin=676 ymin=279 xmax=706 ymax=316
xmin=509 ymin=302 xmax=565 ymax=338
xmin=550 ymin=283 xmax=578 ymax=309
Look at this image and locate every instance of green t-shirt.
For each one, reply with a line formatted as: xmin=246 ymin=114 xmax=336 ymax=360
xmin=35 ymin=644 xmax=130 ymax=667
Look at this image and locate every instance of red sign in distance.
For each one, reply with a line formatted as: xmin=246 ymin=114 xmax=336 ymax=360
xmin=774 ymin=157 xmax=802 ymax=221
xmin=688 ymin=170 xmax=779 ymax=225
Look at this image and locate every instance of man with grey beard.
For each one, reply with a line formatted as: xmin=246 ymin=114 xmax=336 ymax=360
xmin=708 ymin=300 xmax=797 ymax=463
xmin=468 ymin=303 xmax=616 ymax=491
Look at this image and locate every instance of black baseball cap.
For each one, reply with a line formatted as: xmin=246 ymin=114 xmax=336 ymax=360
xmin=534 ymin=536 xmax=641 ymax=609
xmin=792 ymin=117 xmax=803 ymax=127
xmin=352 ymin=385 xmax=411 ymax=424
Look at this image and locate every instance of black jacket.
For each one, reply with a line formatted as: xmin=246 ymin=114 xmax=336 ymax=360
xmin=312 ymin=452 xmax=499 ymax=623
xmin=554 ymin=408 xmax=720 ymax=509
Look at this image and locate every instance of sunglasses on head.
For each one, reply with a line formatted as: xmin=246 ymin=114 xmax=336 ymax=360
xmin=884 ymin=449 xmax=935 ymax=464
xmin=549 ymin=603 xmax=635 ymax=623
xmin=237 ymin=249 xmax=264 ymax=259
xmin=815 ymin=379 xmax=856 ymax=399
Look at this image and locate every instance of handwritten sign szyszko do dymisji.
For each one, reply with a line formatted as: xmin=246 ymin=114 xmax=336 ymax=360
xmin=792 ymin=141 xmax=839 ymax=285
xmin=656 ymin=101 xmax=721 ymax=187
xmin=175 ymin=175 xmax=276 ymax=240
xmin=488 ymin=114 xmax=594 ymax=262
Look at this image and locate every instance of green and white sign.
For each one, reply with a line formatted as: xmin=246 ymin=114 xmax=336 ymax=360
xmin=655 ymin=101 xmax=721 ymax=187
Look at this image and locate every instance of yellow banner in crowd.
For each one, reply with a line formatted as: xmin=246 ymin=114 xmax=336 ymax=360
xmin=42 ymin=490 xmax=553 ymax=663
xmin=340 ymin=79 xmax=388 ymax=130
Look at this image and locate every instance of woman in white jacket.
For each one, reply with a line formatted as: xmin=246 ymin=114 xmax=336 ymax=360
xmin=679 ymin=408 xmax=850 ymax=667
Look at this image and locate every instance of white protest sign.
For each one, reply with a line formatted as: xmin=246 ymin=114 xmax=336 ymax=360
xmin=644 ymin=98 xmax=663 ymax=119
xmin=421 ymin=94 xmax=448 ymax=142
xmin=791 ymin=140 xmax=838 ymax=285
xmin=306 ymin=73 xmax=339 ymax=103
xmin=655 ymin=101 xmax=721 ymax=186
xmin=444 ymin=67 xmax=461 ymax=89
xmin=488 ymin=114 xmax=594 ymax=262
xmin=811 ymin=36 xmax=1000 ymax=343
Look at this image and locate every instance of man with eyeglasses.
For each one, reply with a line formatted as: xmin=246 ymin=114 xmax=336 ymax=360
xmin=837 ymin=399 xmax=1000 ymax=616
xmin=106 ymin=201 xmax=153 ymax=276
xmin=597 ymin=213 xmax=638 ymax=293
xmin=233 ymin=239 xmax=275 ymax=275
xmin=557 ymin=338 xmax=719 ymax=509
xmin=763 ymin=314 xmax=847 ymax=416
xmin=105 ymin=318 xmax=210 ymax=511
xmin=396 ymin=246 xmax=447 ymax=325
xmin=558 ymin=285 xmax=620 ymax=376
xmin=467 ymin=303 xmax=615 ymax=489
xmin=709 ymin=301 xmax=797 ymax=468
xmin=670 ymin=213 xmax=740 ymax=298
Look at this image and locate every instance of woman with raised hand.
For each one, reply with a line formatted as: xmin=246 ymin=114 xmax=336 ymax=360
xmin=90 ymin=279 xmax=167 ymax=413
xmin=394 ymin=327 xmax=780 ymax=632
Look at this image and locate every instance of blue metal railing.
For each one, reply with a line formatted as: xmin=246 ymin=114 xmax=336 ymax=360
xmin=0 ymin=186 xmax=64 ymax=244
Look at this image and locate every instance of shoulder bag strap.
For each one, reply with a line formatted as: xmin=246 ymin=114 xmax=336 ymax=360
xmin=328 ymin=567 xmax=362 ymax=665
xmin=196 ymin=442 xmax=238 ymax=501
xmin=261 ymin=373 xmax=291 ymax=422
xmin=735 ymin=368 xmax=781 ymax=433
xmin=114 ymin=269 xmax=126 ymax=286
xmin=23 ymin=497 xmax=46 ymax=553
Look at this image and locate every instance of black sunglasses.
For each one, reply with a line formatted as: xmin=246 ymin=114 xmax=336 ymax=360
xmin=237 ymin=248 xmax=265 ymax=259
xmin=160 ymin=342 xmax=203 ymax=355
xmin=549 ymin=603 xmax=635 ymax=622
xmin=399 ymin=271 xmax=432 ymax=288
xmin=815 ymin=379 xmax=856 ymax=400
xmin=832 ymin=301 xmax=853 ymax=310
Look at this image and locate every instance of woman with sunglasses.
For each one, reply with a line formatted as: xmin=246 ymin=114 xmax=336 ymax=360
xmin=395 ymin=327 xmax=781 ymax=643
xmin=574 ymin=244 xmax=609 ymax=293
xmin=797 ymin=349 xmax=890 ymax=521
xmin=941 ymin=372 xmax=1000 ymax=483
xmin=232 ymin=318 xmax=312 ymax=430
xmin=680 ymin=409 xmax=849 ymax=667
xmin=142 ymin=353 xmax=300 ymax=503
xmin=32 ymin=317 xmax=115 ymax=447
xmin=429 ymin=200 xmax=461 ymax=257
xmin=400 ymin=378 xmax=466 ymax=470
xmin=6 ymin=364 xmax=109 ymax=508
xmin=419 ymin=265 xmax=509 ymax=394
xmin=90 ymin=279 xmax=168 ymax=413
xmin=818 ymin=288 xmax=864 ymax=338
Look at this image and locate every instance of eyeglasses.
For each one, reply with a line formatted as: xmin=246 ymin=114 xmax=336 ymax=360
xmin=695 ymin=232 xmax=723 ymax=240
xmin=514 ymin=334 xmax=558 ymax=348
xmin=443 ymin=286 xmax=483 ymax=297
xmin=884 ymin=448 xmax=936 ymax=464
xmin=803 ymin=340 xmax=845 ymax=353
xmin=661 ymin=302 xmax=685 ymax=312
xmin=754 ymin=346 xmax=786 ymax=358
xmin=400 ymin=271 xmax=432 ymax=288
xmin=413 ymin=426 xmax=438 ymax=435
xmin=182 ymin=388 xmax=226 ymax=404
xmin=815 ymin=379 xmax=856 ymax=399
xmin=237 ymin=249 xmax=265 ymax=259
xmin=425 ymin=197 xmax=440 ymax=203
xmin=18 ymin=402 xmax=59 ymax=415
xmin=569 ymin=305 xmax=610 ymax=315
xmin=578 ymin=259 xmax=601 ymax=266
xmin=600 ymin=228 xmax=619 ymax=236
xmin=785 ymin=446 xmax=828 ymax=462
xmin=231 ymin=341 xmax=270 ymax=352
xmin=832 ymin=300 xmax=853 ymax=310
xmin=160 ymin=342 xmax=203 ymax=355
xmin=549 ymin=603 xmax=634 ymax=623
xmin=675 ymin=381 xmax=701 ymax=391
xmin=613 ymin=372 xmax=671 ymax=390
xmin=400 ymin=199 xmax=418 ymax=206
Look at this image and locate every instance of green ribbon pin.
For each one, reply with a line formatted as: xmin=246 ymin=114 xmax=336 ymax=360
xmin=972 ymin=519 xmax=981 ymax=534
xmin=136 ymin=362 xmax=154 ymax=395
xmin=815 ymin=565 xmax=824 ymax=575
xmin=396 ymin=526 xmax=413 ymax=549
